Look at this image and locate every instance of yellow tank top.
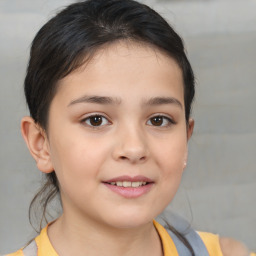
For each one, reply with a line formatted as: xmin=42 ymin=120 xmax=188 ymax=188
xmin=153 ymin=220 xmax=223 ymax=256
xmin=6 ymin=221 xmax=256 ymax=256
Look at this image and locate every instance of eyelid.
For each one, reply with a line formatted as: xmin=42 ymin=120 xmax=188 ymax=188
xmin=80 ymin=113 xmax=112 ymax=128
xmin=79 ymin=112 xmax=176 ymax=128
xmin=147 ymin=114 xmax=176 ymax=127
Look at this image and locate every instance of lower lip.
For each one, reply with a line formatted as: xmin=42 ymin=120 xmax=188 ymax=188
xmin=103 ymin=183 xmax=153 ymax=198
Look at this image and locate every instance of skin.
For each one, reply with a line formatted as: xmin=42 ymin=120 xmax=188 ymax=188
xmin=21 ymin=41 xmax=250 ymax=256
xmin=220 ymin=237 xmax=250 ymax=256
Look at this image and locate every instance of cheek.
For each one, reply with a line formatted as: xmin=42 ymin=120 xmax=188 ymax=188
xmin=49 ymin=143 xmax=101 ymax=203
xmin=151 ymin=132 xmax=187 ymax=197
xmin=48 ymin=131 xmax=111 ymax=183
xmin=154 ymin=136 xmax=187 ymax=174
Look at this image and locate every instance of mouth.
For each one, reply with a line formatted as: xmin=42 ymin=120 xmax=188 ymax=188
xmin=105 ymin=181 xmax=149 ymax=187
xmin=102 ymin=175 xmax=154 ymax=198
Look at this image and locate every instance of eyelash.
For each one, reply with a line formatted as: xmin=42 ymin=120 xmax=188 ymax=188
xmin=81 ymin=114 xmax=176 ymax=128
xmin=146 ymin=115 xmax=176 ymax=127
xmin=81 ymin=114 xmax=111 ymax=129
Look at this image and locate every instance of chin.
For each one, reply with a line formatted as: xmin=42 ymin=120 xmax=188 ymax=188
xmin=102 ymin=208 xmax=156 ymax=230
xmin=111 ymin=219 xmax=152 ymax=230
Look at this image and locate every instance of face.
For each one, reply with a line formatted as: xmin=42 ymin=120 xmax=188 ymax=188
xmin=44 ymin=42 xmax=193 ymax=229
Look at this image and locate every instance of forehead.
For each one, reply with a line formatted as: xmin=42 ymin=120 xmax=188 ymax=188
xmin=55 ymin=41 xmax=184 ymax=105
xmin=81 ymin=41 xmax=182 ymax=79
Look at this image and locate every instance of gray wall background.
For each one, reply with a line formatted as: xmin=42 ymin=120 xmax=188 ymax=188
xmin=0 ymin=0 xmax=255 ymax=253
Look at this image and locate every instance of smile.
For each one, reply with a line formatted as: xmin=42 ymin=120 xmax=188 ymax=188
xmin=108 ymin=181 xmax=147 ymax=187
xmin=103 ymin=175 xmax=154 ymax=198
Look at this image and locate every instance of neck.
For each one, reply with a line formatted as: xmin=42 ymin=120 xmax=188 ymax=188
xmin=48 ymin=214 xmax=163 ymax=256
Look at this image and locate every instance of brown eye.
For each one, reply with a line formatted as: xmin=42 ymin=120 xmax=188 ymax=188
xmin=147 ymin=115 xmax=174 ymax=127
xmin=150 ymin=116 xmax=163 ymax=126
xmin=84 ymin=115 xmax=109 ymax=127
xmin=89 ymin=116 xmax=102 ymax=126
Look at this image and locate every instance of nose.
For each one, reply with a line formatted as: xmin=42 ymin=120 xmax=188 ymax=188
xmin=112 ymin=126 xmax=149 ymax=164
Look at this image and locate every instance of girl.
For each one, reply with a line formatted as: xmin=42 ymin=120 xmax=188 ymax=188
xmin=5 ymin=0 xmax=254 ymax=255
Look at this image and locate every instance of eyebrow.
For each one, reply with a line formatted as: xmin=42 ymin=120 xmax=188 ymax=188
xmin=68 ymin=95 xmax=183 ymax=109
xmin=68 ymin=95 xmax=121 ymax=106
xmin=143 ymin=97 xmax=183 ymax=109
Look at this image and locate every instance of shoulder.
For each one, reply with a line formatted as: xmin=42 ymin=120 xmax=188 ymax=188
xmin=199 ymin=232 xmax=251 ymax=256
xmin=219 ymin=237 xmax=250 ymax=256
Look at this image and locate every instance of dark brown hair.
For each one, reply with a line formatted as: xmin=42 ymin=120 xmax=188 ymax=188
xmin=25 ymin=0 xmax=195 ymax=254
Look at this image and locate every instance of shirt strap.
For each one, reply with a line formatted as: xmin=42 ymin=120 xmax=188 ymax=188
xmin=22 ymin=240 xmax=38 ymax=256
xmin=160 ymin=213 xmax=210 ymax=256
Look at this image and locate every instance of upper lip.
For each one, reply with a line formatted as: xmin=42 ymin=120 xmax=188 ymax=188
xmin=103 ymin=175 xmax=154 ymax=183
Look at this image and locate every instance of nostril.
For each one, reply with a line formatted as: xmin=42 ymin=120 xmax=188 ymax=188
xmin=119 ymin=155 xmax=146 ymax=161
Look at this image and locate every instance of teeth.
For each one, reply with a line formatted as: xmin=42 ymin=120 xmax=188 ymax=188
xmin=109 ymin=181 xmax=147 ymax=187
xmin=116 ymin=181 xmax=123 ymax=187
xmin=123 ymin=181 xmax=131 ymax=187
xmin=132 ymin=181 xmax=140 ymax=187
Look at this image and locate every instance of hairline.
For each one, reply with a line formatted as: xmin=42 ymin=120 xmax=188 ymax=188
xmin=41 ymin=38 xmax=186 ymax=131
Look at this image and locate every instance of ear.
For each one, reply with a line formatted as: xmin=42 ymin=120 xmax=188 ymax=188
xmin=21 ymin=116 xmax=54 ymax=174
xmin=183 ymin=118 xmax=195 ymax=169
xmin=187 ymin=118 xmax=194 ymax=141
